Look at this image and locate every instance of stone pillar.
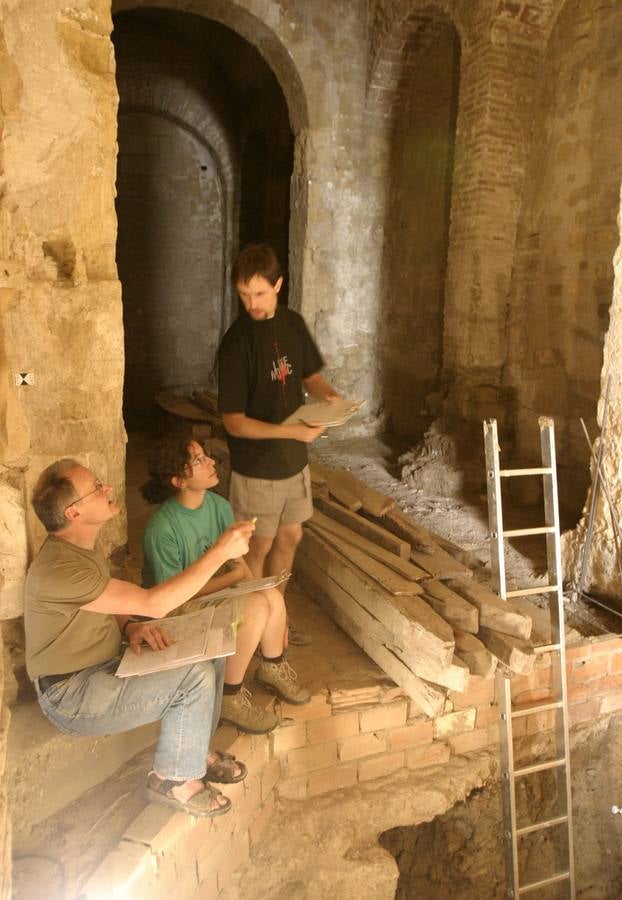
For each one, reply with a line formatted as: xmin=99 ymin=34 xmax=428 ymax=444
xmin=442 ymin=26 xmax=544 ymax=424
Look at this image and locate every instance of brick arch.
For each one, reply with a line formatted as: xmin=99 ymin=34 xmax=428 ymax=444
xmin=367 ymin=2 xmax=463 ymax=120
xmin=111 ymin=0 xmax=308 ymax=308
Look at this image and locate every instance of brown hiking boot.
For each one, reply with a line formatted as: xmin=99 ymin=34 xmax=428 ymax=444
xmin=255 ymin=659 xmax=311 ymax=705
xmin=219 ymin=686 xmax=278 ymax=734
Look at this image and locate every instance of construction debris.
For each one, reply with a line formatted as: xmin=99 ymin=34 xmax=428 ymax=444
xmin=297 ymin=462 xmax=539 ymax=716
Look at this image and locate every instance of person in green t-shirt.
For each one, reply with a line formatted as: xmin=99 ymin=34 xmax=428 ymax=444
xmin=141 ymin=436 xmax=311 ymax=734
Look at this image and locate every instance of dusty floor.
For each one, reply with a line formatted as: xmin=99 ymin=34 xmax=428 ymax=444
xmin=10 ymin=429 xmax=622 ymax=898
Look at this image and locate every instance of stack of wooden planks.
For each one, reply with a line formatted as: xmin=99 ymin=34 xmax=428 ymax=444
xmin=296 ymin=463 xmax=537 ymax=717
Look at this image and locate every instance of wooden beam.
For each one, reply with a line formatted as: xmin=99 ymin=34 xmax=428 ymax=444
xmin=314 ymin=496 xmax=410 ymax=559
xmin=309 ymin=463 xmax=361 ymax=510
xmin=309 ymin=510 xmax=426 ymax=580
xmin=421 ymin=579 xmax=479 ymax=634
xmin=374 ymin=509 xmax=473 ymax=580
xmin=310 ymin=463 xmax=394 ymax=516
xmin=453 ymin=629 xmax=497 ymax=678
xmin=446 ymin=579 xmax=532 ymax=640
xmin=297 ymin=547 xmax=446 ymax=716
xmin=300 ymin=530 xmax=454 ymax=665
xmin=478 ymin=627 xmax=535 ymax=675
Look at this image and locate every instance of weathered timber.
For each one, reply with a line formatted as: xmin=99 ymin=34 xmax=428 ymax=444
xmin=305 ymin=522 xmax=424 ymax=596
xmin=300 ymin=530 xmax=454 ymax=665
xmin=421 ymin=579 xmax=479 ymax=634
xmin=310 ymin=463 xmax=394 ymax=516
xmin=453 ymin=629 xmax=497 ymax=678
xmin=447 ymin=579 xmax=532 ymax=640
xmin=314 ymin=496 xmax=410 ymax=559
xmin=478 ymin=627 xmax=535 ymax=675
xmin=389 ymin=641 xmax=471 ymax=692
xmin=310 ymin=510 xmax=426 ymax=580
xmin=309 ymin=463 xmax=361 ymax=510
xmin=375 ymin=508 xmax=473 ymax=579
xmin=509 ymin=596 xmax=582 ymax=647
xmin=297 ymin=547 xmax=446 ymax=716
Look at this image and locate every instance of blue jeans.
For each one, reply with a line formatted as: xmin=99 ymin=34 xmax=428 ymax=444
xmin=35 ymin=655 xmax=226 ymax=782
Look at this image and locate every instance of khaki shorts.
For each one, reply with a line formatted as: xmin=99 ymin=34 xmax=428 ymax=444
xmin=229 ymin=466 xmax=313 ymax=538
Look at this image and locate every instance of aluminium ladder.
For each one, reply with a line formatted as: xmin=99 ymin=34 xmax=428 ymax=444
xmin=483 ymin=417 xmax=575 ymax=899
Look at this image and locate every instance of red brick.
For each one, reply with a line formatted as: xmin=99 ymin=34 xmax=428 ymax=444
xmin=233 ymin=776 xmax=262 ymax=836
xmin=243 ymin=737 xmax=269 ymax=781
xmin=280 ymin=692 xmax=332 ymax=722
xmin=359 ymin=701 xmax=407 ymax=732
xmin=565 ymin=642 xmax=591 ymax=662
xmin=570 ymin=656 xmax=609 ymax=681
xmin=406 ymin=741 xmax=450 ymax=770
xmin=568 ymin=698 xmax=601 ymax=726
xmin=600 ymin=690 xmax=622 ymax=715
xmin=475 ymin=703 xmax=500 ymax=726
xmin=277 ymin=775 xmax=307 ymax=800
xmin=271 ymin=721 xmax=307 ymax=754
xmin=434 ymin=708 xmax=476 ymax=739
xmin=308 ymin=763 xmax=358 ymax=796
xmin=307 ymin=710 xmax=359 ymax=744
xmin=452 ymin=676 xmax=495 ymax=709
xmin=216 ymin=831 xmax=249 ymax=892
xmin=339 ymin=731 xmax=386 ymax=761
xmin=586 ymin=635 xmax=622 ymax=655
xmin=249 ymin=794 xmax=275 ymax=846
xmin=386 ymin=720 xmax=433 ymax=751
xmin=261 ymin=757 xmax=281 ymax=801
xmin=609 ymin=653 xmax=622 ymax=673
xmin=450 ymin=726 xmax=497 ymax=754
xmin=287 ymin=740 xmax=338 ymax=776
xmin=358 ymin=751 xmax=405 ymax=782
xmin=194 ymin=870 xmax=219 ymax=900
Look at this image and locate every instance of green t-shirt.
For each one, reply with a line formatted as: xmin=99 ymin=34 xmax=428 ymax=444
xmin=24 ymin=535 xmax=119 ymax=680
xmin=142 ymin=493 xmax=234 ymax=610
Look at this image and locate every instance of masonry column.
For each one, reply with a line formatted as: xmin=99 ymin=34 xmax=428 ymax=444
xmin=442 ymin=26 xmax=544 ymax=423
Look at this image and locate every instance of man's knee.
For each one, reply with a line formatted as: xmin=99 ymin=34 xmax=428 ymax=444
xmin=274 ymin=524 xmax=303 ymax=552
xmin=248 ymin=535 xmax=275 ymax=559
xmin=244 ymin=591 xmax=271 ymax=624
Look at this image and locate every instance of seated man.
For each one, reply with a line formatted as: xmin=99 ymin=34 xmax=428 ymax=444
xmin=25 ymin=457 xmax=253 ymax=817
xmin=141 ymin=436 xmax=310 ymax=735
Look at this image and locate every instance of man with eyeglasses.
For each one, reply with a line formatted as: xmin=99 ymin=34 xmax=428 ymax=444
xmin=24 ymin=457 xmax=254 ymax=817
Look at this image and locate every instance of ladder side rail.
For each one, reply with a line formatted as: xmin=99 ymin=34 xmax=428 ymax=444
xmin=498 ymin=673 xmax=521 ymax=897
xmin=539 ymin=417 xmax=576 ymax=899
xmin=484 ymin=419 xmax=507 ymax=598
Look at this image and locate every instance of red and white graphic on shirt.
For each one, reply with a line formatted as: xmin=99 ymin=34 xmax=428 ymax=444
xmin=270 ymin=341 xmax=292 ymax=389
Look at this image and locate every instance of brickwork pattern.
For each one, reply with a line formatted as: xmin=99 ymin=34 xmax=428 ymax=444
xmin=80 ymin=634 xmax=622 ymax=898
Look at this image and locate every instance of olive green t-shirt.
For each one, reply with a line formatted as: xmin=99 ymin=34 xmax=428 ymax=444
xmin=24 ymin=535 xmax=120 ymax=680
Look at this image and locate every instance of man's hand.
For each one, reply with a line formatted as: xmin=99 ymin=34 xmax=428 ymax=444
xmin=214 ymin=520 xmax=256 ymax=560
xmin=287 ymin=423 xmax=326 ymax=443
xmin=126 ymin=621 xmax=175 ymax=655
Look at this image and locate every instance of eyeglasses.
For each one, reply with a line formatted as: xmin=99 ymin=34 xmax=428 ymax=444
xmin=184 ymin=453 xmax=210 ymax=472
xmin=65 ymin=479 xmax=105 ymax=511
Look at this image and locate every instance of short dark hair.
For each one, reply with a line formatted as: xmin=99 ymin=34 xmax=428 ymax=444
xmin=32 ymin=458 xmax=80 ymax=532
xmin=141 ymin=436 xmax=206 ymax=504
xmin=232 ymin=243 xmax=282 ymax=287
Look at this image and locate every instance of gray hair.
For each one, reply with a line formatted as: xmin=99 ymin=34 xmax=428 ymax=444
xmin=32 ymin=458 xmax=81 ymax=532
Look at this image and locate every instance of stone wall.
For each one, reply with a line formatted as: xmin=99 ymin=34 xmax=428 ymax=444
xmin=505 ymin=0 xmax=622 ymax=515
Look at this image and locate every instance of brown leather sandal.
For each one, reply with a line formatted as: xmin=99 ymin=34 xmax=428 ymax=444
xmin=146 ymin=772 xmax=231 ymax=817
xmin=204 ymin=750 xmax=248 ymax=784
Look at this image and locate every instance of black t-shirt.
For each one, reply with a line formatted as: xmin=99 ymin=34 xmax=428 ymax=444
xmin=218 ymin=306 xmax=324 ymax=479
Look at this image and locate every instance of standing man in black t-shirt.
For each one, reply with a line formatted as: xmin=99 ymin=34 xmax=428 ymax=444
xmin=218 ymin=244 xmax=339 ymax=644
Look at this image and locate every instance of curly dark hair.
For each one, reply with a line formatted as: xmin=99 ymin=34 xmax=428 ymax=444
xmin=140 ymin=436 xmax=207 ymax=504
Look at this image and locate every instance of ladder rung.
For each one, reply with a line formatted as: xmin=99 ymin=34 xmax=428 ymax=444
xmin=516 ymin=814 xmax=568 ymax=837
xmin=534 ymin=642 xmax=561 ymax=654
xmin=511 ymin=699 xmax=563 ymax=718
xmin=499 ymin=467 xmax=553 ymax=477
xmin=506 ymin=585 xmax=559 ymax=598
xmin=518 ymin=870 xmax=570 ymax=894
xmin=502 ymin=526 xmax=555 ymax=537
xmin=514 ymin=757 xmax=566 ymax=777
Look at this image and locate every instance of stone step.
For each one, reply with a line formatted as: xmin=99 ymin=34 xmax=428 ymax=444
xmin=6 ymin=691 xmax=158 ymax=844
